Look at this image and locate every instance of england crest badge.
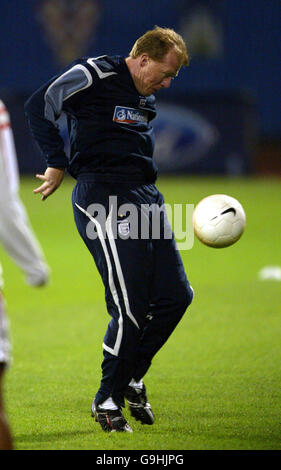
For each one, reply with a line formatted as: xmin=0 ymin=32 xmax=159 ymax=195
xmin=118 ymin=220 xmax=130 ymax=237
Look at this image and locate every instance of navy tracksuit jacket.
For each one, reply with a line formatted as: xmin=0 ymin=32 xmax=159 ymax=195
xmin=25 ymin=55 xmax=193 ymax=407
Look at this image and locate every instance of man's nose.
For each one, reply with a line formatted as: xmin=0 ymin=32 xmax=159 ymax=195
xmin=161 ymin=77 xmax=172 ymax=88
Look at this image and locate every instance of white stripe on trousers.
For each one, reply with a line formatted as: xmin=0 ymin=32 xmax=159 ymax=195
xmin=75 ymin=203 xmax=139 ymax=357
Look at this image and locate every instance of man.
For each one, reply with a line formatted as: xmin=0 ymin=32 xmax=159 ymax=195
xmin=0 ymin=100 xmax=50 ymax=449
xmin=25 ymin=26 xmax=194 ymax=433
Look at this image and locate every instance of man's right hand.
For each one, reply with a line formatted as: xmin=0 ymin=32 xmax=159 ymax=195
xmin=33 ymin=167 xmax=65 ymax=201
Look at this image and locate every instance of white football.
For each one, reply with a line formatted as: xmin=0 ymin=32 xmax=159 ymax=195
xmin=193 ymin=194 xmax=246 ymax=248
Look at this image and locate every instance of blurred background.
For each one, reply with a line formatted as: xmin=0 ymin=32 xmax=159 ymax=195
xmin=0 ymin=0 xmax=280 ymax=177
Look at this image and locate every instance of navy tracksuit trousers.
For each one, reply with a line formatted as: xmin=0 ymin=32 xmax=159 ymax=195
xmin=72 ymin=180 xmax=193 ymax=407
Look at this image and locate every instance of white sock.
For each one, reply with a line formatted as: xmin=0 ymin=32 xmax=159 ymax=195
xmin=99 ymin=397 xmax=118 ymax=410
xmin=129 ymin=379 xmax=144 ymax=390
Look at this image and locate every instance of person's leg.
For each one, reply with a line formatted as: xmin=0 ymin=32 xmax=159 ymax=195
xmin=0 ymin=288 xmax=13 ymax=449
xmin=0 ymin=139 xmax=49 ymax=287
xmin=124 ymin=233 xmax=193 ymax=425
xmin=72 ymin=183 xmax=153 ymax=411
xmin=118 ymin=186 xmax=193 ymax=424
xmin=0 ymin=366 xmax=13 ymax=450
xmin=95 ymin=230 xmax=152 ymax=408
xmin=132 ymin=207 xmax=194 ymax=382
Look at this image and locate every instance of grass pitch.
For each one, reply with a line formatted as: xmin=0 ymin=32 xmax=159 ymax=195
xmin=0 ymin=175 xmax=280 ymax=450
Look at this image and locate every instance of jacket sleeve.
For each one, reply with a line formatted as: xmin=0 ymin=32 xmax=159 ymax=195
xmin=24 ymin=62 xmax=94 ymax=169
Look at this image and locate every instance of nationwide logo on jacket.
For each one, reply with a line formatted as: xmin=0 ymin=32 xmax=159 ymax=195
xmin=113 ymin=106 xmax=148 ymax=125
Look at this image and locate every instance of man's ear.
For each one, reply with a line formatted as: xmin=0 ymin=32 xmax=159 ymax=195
xmin=139 ymin=54 xmax=150 ymax=68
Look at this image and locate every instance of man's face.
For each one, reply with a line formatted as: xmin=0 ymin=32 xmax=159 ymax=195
xmin=136 ymin=49 xmax=181 ymax=96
